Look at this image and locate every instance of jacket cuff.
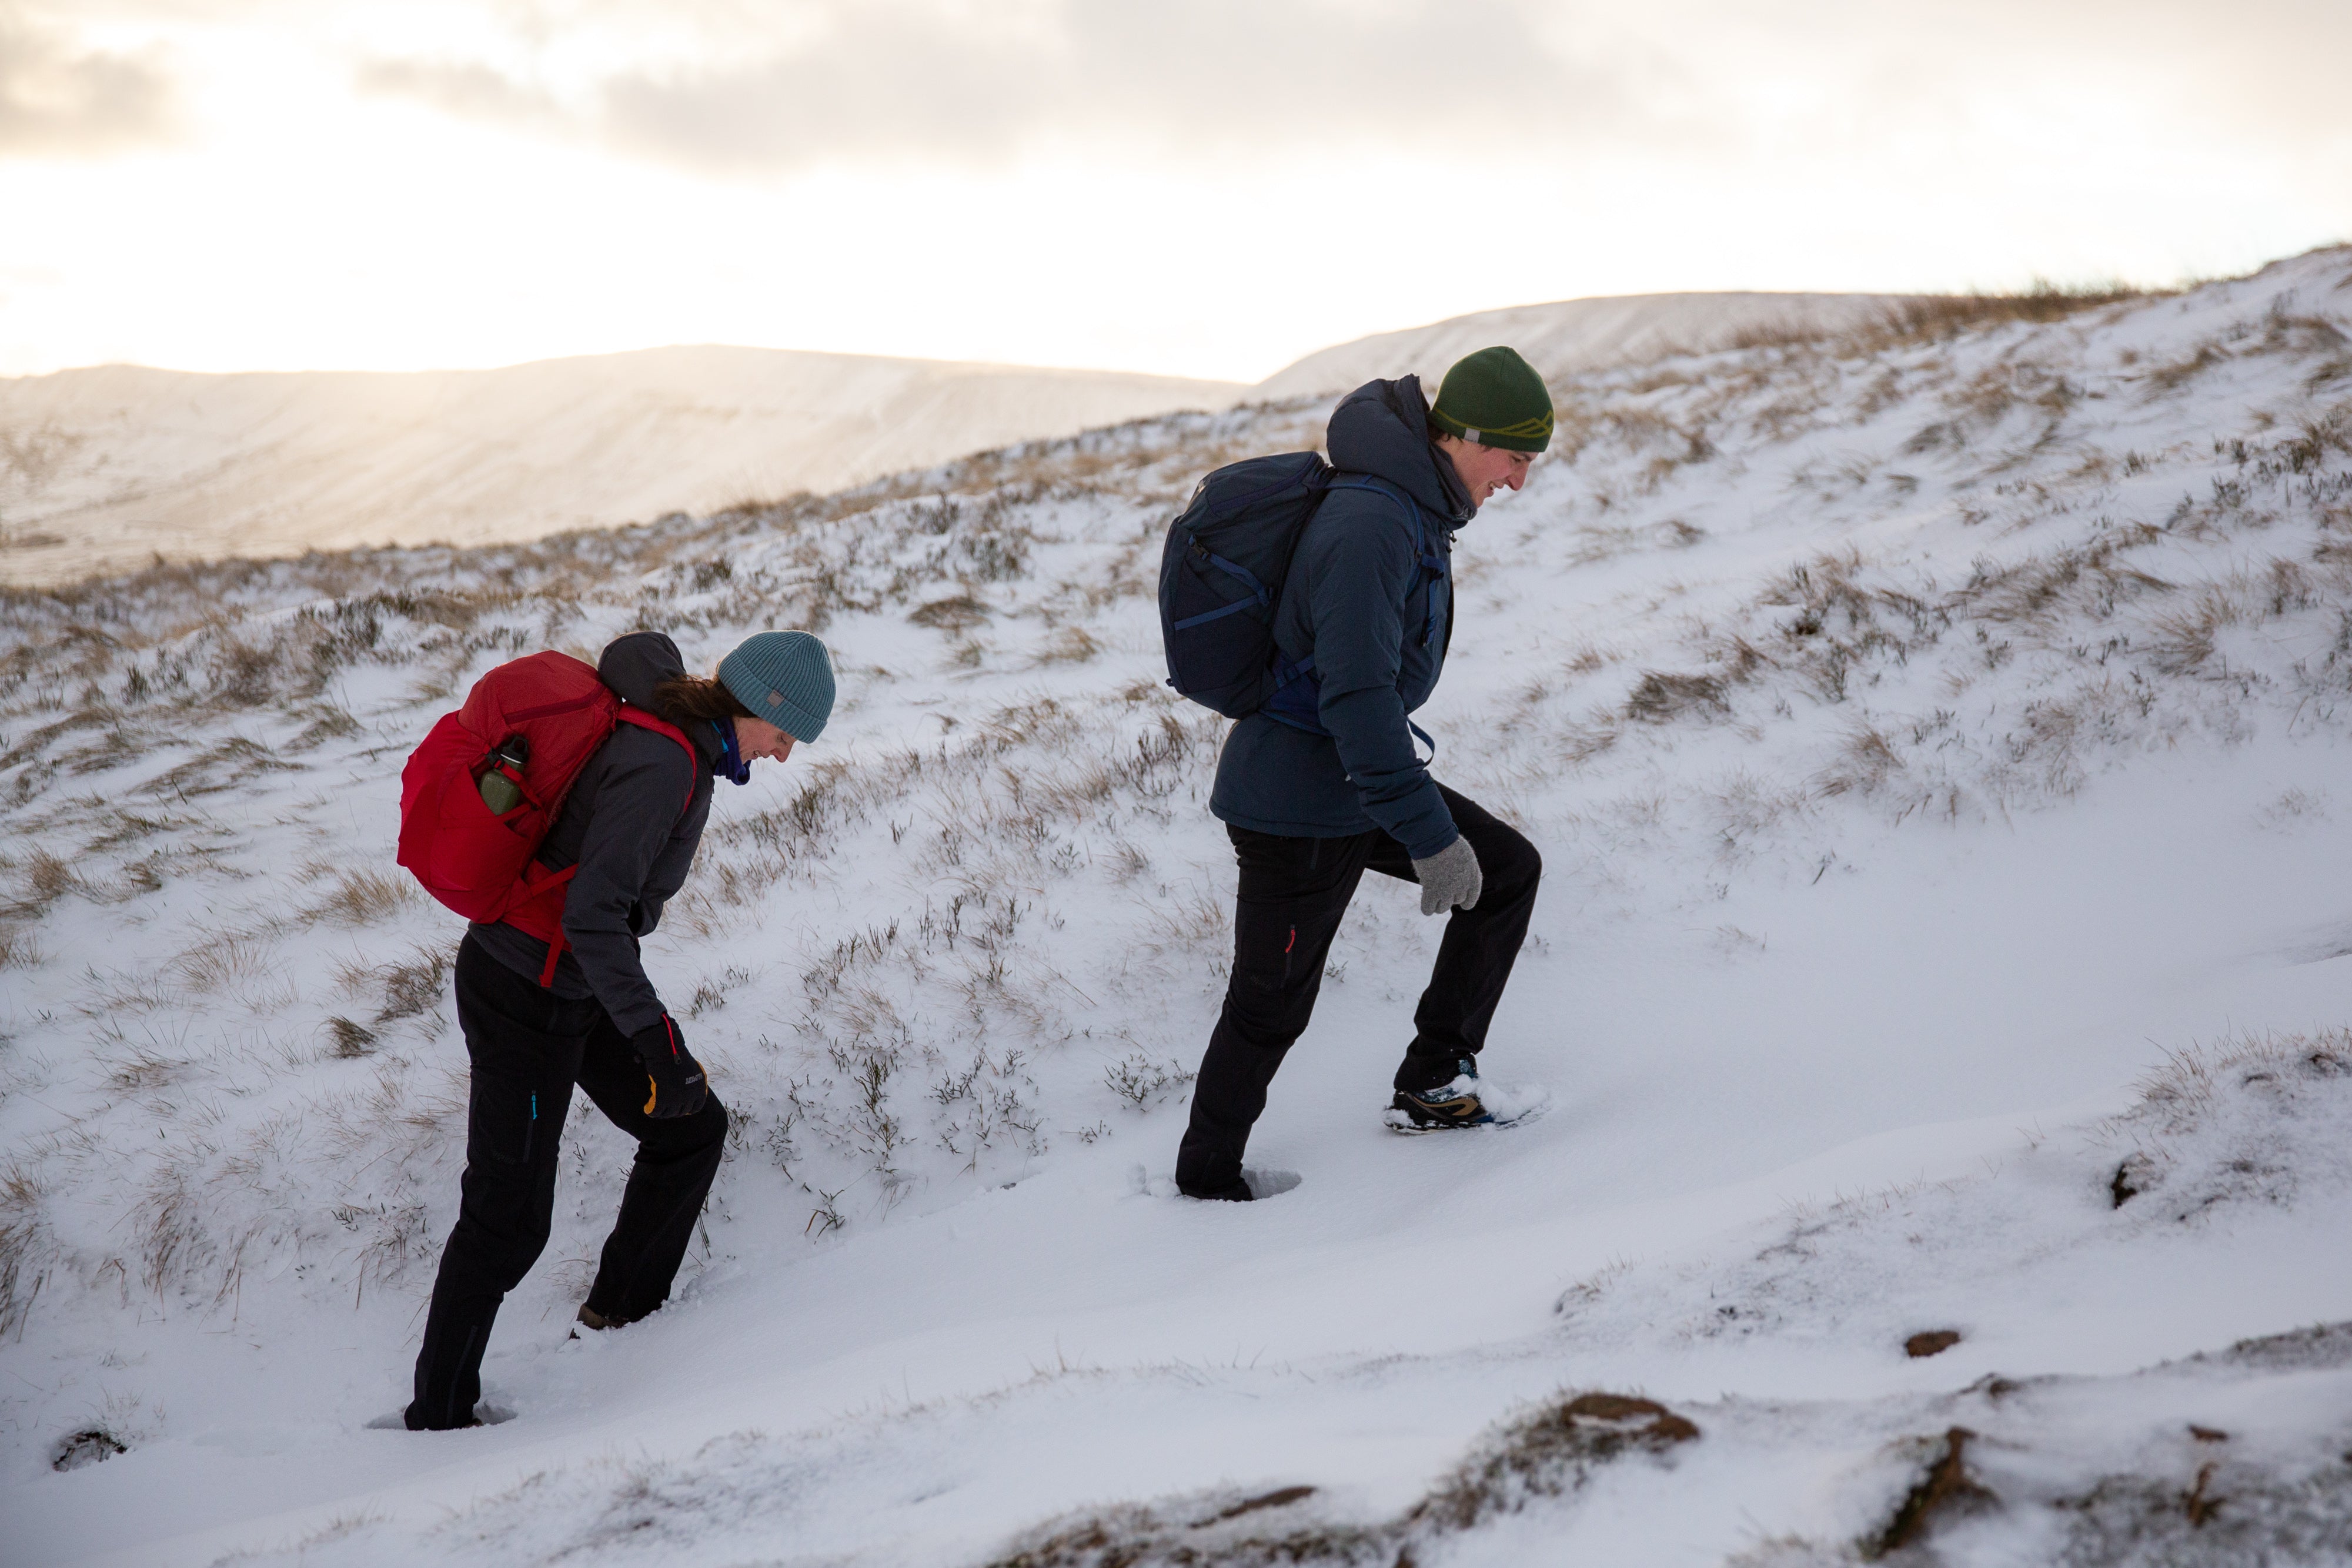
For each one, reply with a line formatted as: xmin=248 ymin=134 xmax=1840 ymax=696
xmin=1406 ymin=824 xmax=1462 ymax=861
xmin=1370 ymin=778 xmax=1456 ymax=861
xmin=608 ymin=999 xmax=667 ymax=1041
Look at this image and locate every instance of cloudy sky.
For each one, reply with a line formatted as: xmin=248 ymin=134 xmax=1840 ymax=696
xmin=4 ymin=0 xmax=2347 ymax=383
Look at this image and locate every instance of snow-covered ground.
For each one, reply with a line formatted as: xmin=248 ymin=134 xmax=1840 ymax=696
xmin=2 ymin=246 xmax=2349 ymax=1566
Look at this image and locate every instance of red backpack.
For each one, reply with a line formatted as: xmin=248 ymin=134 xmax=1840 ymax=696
xmin=397 ymin=651 xmax=696 ymax=984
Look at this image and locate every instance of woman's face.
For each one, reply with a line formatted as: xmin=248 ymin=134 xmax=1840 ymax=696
xmin=735 ymin=715 xmax=796 ymax=764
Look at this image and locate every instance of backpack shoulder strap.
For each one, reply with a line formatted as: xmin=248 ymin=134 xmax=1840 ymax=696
xmin=614 ymin=706 xmax=702 ymax=810
xmin=1324 ymin=476 xmax=1448 ymax=564
xmin=514 ymin=706 xmax=700 ymax=988
xmin=1319 ymin=474 xmax=1449 ymax=650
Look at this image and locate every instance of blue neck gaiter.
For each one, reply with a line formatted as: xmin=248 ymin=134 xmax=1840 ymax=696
xmin=710 ymin=718 xmax=751 ymax=786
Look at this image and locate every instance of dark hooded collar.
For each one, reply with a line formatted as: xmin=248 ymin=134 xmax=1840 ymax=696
xmin=598 ymin=631 xmax=724 ymax=767
xmin=1325 ymin=375 xmax=1475 ymax=528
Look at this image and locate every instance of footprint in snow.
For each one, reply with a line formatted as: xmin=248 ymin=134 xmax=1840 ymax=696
xmin=1128 ymin=1165 xmax=1302 ymax=1201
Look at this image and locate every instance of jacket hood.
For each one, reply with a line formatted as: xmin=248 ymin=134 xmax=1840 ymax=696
xmin=1325 ymin=376 xmax=1474 ymax=527
xmin=600 ymin=631 xmax=722 ymax=764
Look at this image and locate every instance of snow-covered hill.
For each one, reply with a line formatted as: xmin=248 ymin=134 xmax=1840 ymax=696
xmin=0 ymin=347 xmax=1241 ymax=586
xmin=0 ymin=293 xmax=2033 ymax=593
xmin=1 ymin=246 xmax=2348 ymax=1566
xmin=1254 ymin=290 xmax=1914 ymax=400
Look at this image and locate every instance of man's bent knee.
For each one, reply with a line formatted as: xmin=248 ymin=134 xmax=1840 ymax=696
xmin=1478 ymin=826 xmax=1541 ymax=894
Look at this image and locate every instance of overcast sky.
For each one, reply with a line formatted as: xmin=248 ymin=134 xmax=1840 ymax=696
xmin=4 ymin=0 xmax=2347 ymax=382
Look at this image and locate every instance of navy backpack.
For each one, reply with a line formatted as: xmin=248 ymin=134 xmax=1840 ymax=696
xmin=1157 ymin=453 xmax=1448 ymax=735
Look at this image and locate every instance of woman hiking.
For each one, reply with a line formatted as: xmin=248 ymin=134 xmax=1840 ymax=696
xmin=404 ymin=628 xmax=834 ymax=1432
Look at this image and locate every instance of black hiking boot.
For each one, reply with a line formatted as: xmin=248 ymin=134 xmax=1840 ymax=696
xmin=1388 ymin=1057 xmax=1494 ymax=1130
xmin=1180 ymin=1175 xmax=1255 ymax=1202
xmin=574 ymin=1303 xmax=636 ymax=1333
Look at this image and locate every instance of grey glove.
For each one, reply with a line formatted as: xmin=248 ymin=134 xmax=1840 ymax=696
xmin=1412 ymin=835 xmax=1482 ymax=916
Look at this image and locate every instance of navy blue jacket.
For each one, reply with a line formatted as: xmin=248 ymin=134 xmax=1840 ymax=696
xmin=471 ymin=633 xmax=720 ymax=1035
xmin=1209 ymin=377 xmax=1474 ymax=859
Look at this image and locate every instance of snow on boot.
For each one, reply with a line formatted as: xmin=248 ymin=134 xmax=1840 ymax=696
xmin=1385 ymin=1058 xmax=1552 ymax=1133
xmin=1387 ymin=1064 xmax=1494 ymax=1131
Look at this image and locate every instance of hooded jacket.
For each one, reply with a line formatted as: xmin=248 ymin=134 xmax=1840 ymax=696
xmin=470 ymin=632 xmax=720 ymax=1034
xmin=1208 ymin=376 xmax=1473 ymax=860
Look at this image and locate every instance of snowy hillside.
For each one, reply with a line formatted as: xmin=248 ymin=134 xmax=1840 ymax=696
xmin=1254 ymin=290 xmax=1913 ymax=400
xmin=6 ymin=293 xmax=1944 ymax=591
xmin=2 ymin=246 xmax=2350 ymax=1566
xmin=0 ymin=347 xmax=1241 ymax=586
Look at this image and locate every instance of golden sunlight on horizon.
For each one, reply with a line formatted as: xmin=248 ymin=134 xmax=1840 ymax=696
xmin=4 ymin=0 xmax=2347 ymax=384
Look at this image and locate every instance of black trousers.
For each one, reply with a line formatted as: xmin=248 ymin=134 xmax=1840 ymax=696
xmin=1175 ymin=783 xmax=1541 ymax=1197
xmin=405 ymin=934 xmax=729 ymax=1430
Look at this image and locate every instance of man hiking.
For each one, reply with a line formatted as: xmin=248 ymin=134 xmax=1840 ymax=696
xmin=1175 ymin=347 xmax=1552 ymax=1202
xmin=403 ymin=628 xmax=834 ymax=1430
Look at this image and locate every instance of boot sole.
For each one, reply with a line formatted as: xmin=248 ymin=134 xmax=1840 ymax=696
xmin=1382 ymin=1098 xmax=1548 ymax=1134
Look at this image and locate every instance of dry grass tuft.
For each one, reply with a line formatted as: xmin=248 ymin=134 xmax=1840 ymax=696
xmin=1625 ymin=670 xmax=1730 ymax=723
xmin=1864 ymin=282 xmax=2156 ymax=350
xmin=1414 ymin=1392 xmax=1702 ymax=1534
xmin=983 ymin=1388 xmax=1701 ymax=1567
xmin=1034 ymin=625 xmax=1102 ymax=666
xmin=103 ymin=1046 xmax=181 ymax=1094
xmin=1861 ymin=1427 xmax=1994 ymax=1558
xmin=372 ymin=944 xmax=454 ymax=1023
xmin=978 ymin=1482 xmax=1373 ymax=1568
xmin=909 ymin=593 xmax=989 ymax=631
xmin=2087 ymin=1028 xmax=2352 ymax=1219
xmin=170 ymin=931 xmax=276 ymax=994
xmin=6 ymin=850 xmax=78 ymax=918
xmin=303 ymin=869 xmax=417 ymax=928
xmin=1818 ymin=725 xmax=1906 ymax=798
xmin=50 ymin=1429 xmax=126 ymax=1473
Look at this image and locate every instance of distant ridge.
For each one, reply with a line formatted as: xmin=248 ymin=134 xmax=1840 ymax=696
xmin=1253 ymin=290 xmax=1912 ymax=399
xmin=0 ymin=346 xmax=1242 ymax=586
xmin=0 ymin=293 xmax=1924 ymax=586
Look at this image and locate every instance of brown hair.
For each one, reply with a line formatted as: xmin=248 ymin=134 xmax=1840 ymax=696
xmin=650 ymin=674 xmax=754 ymax=727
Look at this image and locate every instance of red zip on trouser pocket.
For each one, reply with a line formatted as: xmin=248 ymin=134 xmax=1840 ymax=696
xmin=642 ymin=1016 xmax=681 ymax=1117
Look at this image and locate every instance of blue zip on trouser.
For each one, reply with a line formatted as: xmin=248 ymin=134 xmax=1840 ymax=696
xmin=405 ymin=935 xmax=730 ymax=1430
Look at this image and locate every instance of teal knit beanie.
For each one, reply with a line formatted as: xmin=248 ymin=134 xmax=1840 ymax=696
xmin=719 ymin=630 xmax=836 ymax=743
xmin=1428 ymin=346 xmax=1555 ymax=453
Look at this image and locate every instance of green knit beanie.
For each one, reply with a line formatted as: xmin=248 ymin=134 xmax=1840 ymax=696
xmin=719 ymin=630 xmax=836 ymax=743
xmin=1429 ymin=346 xmax=1555 ymax=453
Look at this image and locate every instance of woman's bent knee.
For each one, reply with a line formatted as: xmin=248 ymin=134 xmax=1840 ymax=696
xmin=686 ymin=1094 xmax=730 ymax=1155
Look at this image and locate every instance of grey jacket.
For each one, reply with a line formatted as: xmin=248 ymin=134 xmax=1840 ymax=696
xmin=470 ymin=633 xmax=719 ymax=1034
xmin=1208 ymin=376 xmax=1474 ymax=859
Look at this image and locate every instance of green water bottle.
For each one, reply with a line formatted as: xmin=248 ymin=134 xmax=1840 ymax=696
xmin=478 ymin=734 xmax=529 ymax=814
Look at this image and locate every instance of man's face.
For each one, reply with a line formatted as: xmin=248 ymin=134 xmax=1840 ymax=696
xmin=1435 ymin=434 xmax=1536 ymax=507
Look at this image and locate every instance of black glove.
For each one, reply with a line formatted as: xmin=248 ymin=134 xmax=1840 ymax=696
xmin=630 ymin=1014 xmax=707 ymax=1120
